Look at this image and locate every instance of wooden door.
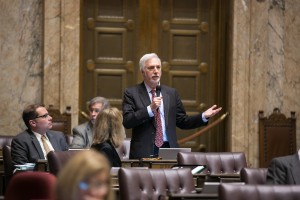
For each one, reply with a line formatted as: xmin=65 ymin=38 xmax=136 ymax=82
xmin=81 ymin=0 xmax=228 ymax=152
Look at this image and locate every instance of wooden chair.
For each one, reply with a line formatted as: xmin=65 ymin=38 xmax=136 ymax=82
xmin=47 ymin=105 xmax=71 ymax=136
xmin=259 ymin=108 xmax=296 ymax=168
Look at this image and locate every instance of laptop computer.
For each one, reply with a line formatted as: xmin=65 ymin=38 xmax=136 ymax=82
xmin=158 ymin=148 xmax=191 ymax=160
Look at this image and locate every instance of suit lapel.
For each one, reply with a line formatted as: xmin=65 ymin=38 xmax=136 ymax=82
xmin=290 ymin=153 xmax=300 ymax=184
xmin=28 ymin=130 xmax=44 ymax=159
xmin=86 ymin=122 xmax=93 ymax=146
xmin=161 ymin=86 xmax=169 ymax=129
xmin=47 ymin=131 xmax=59 ymax=151
xmin=138 ymin=82 xmax=155 ymax=127
xmin=138 ymin=83 xmax=151 ymax=107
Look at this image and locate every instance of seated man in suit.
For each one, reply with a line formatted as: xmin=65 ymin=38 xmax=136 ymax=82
xmin=122 ymin=53 xmax=222 ymax=159
xmin=267 ymin=150 xmax=300 ymax=184
xmin=11 ymin=104 xmax=69 ymax=165
xmin=70 ymin=96 xmax=110 ymax=148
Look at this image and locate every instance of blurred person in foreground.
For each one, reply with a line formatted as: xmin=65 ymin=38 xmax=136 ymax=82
xmin=56 ymin=150 xmax=115 ymax=200
xmin=71 ymin=96 xmax=110 ymax=148
xmin=91 ymin=107 xmax=126 ymax=167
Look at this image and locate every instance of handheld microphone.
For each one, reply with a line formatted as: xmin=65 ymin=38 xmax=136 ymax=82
xmin=156 ymin=85 xmax=161 ymax=97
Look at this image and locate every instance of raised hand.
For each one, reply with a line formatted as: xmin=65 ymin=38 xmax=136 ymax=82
xmin=203 ymin=105 xmax=222 ymax=119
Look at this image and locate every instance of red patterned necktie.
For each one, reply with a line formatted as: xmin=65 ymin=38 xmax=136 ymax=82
xmin=151 ymin=90 xmax=164 ymax=147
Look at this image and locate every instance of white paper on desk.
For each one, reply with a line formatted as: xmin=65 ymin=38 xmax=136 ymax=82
xmin=14 ymin=163 xmax=36 ymax=173
xmin=191 ymin=166 xmax=205 ymax=175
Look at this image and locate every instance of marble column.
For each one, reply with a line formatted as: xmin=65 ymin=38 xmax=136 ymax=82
xmin=0 ymin=0 xmax=43 ymax=133
xmin=44 ymin=0 xmax=80 ymax=129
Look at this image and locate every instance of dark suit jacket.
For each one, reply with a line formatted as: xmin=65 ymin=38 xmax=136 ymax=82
xmin=91 ymin=141 xmax=122 ymax=167
xmin=11 ymin=129 xmax=69 ymax=165
xmin=122 ymin=82 xmax=207 ymax=159
xmin=71 ymin=121 xmax=93 ymax=148
xmin=267 ymin=153 xmax=300 ymax=185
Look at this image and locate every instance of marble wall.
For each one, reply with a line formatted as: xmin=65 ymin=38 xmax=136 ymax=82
xmin=0 ymin=0 xmax=299 ymax=167
xmin=229 ymin=0 xmax=300 ymax=167
xmin=0 ymin=0 xmax=79 ymax=134
xmin=0 ymin=1 xmax=43 ymax=133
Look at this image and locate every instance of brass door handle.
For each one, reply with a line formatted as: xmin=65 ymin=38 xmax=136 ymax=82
xmin=87 ymin=18 xmax=95 ymax=29
xmin=86 ymin=59 xmax=95 ymax=71
xmin=162 ymin=61 xmax=169 ymax=72
xmin=125 ymin=61 xmax=134 ymax=72
xmin=125 ymin=19 xmax=134 ymax=31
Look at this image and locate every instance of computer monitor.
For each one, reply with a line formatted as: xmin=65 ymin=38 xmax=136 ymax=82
xmin=158 ymin=148 xmax=191 ymax=160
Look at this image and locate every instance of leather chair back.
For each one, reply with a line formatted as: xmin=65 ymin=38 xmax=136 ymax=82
xmin=5 ymin=171 xmax=56 ymax=200
xmin=47 ymin=150 xmax=83 ymax=175
xmin=177 ymin=152 xmax=247 ymax=174
xmin=116 ymin=138 xmax=131 ymax=160
xmin=3 ymin=145 xmax=13 ymax=191
xmin=219 ymin=184 xmax=300 ymax=200
xmin=118 ymin=168 xmax=195 ymax=200
xmin=240 ymin=167 xmax=267 ymax=184
xmin=0 ymin=136 xmax=13 ymax=150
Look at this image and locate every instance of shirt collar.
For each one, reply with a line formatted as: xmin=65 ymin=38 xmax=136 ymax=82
xmin=32 ymin=131 xmax=47 ymax=140
xmin=144 ymin=82 xmax=160 ymax=93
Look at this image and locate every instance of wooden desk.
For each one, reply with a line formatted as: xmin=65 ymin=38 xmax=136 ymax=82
xmin=110 ymin=168 xmax=119 ymax=189
xmin=121 ymin=159 xmax=177 ymax=168
xmin=36 ymin=159 xmax=48 ymax=172
xmin=138 ymin=159 xmax=177 ymax=168
xmin=121 ymin=159 xmax=140 ymax=167
xmin=206 ymin=173 xmax=241 ymax=183
xmin=193 ymin=173 xmax=241 ymax=188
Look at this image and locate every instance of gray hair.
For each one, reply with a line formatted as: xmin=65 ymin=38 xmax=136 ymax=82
xmin=139 ymin=53 xmax=161 ymax=71
xmin=87 ymin=96 xmax=110 ymax=111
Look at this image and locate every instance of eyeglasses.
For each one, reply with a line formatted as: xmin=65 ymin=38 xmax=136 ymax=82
xmin=79 ymin=181 xmax=109 ymax=191
xmin=146 ymin=65 xmax=161 ymax=71
xmin=35 ymin=113 xmax=50 ymax=119
xmin=89 ymin=109 xmax=101 ymax=113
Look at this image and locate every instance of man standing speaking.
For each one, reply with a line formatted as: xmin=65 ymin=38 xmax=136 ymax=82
xmin=122 ymin=53 xmax=222 ymax=159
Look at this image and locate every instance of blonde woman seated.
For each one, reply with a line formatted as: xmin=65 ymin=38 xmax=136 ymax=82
xmin=91 ymin=107 xmax=126 ymax=167
xmin=56 ymin=150 xmax=115 ymax=200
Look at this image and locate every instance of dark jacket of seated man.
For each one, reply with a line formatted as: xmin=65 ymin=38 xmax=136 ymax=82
xmin=267 ymin=150 xmax=300 ymax=185
xmin=11 ymin=104 xmax=69 ymax=166
xmin=11 ymin=129 xmax=69 ymax=165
